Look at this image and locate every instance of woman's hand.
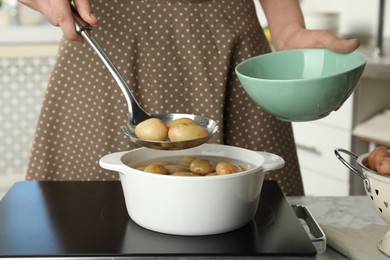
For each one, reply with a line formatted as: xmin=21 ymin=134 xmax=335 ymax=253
xmin=18 ymin=0 xmax=98 ymax=41
xmin=273 ymin=26 xmax=360 ymax=54
xmin=260 ymin=0 xmax=360 ymax=54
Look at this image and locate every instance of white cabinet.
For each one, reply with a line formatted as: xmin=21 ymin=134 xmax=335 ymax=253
xmin=0 ymin=26 xmax=62 ymax=44
xmin=293 ymin=96 xmax=354 ymax=196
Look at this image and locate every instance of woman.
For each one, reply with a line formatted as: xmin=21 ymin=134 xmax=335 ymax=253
xmin=19 ymin=0 xmax=359 ymax=196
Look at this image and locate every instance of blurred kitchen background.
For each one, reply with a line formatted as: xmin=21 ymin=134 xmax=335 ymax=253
xmin=1 ymin=0 xmax=390 ymax=198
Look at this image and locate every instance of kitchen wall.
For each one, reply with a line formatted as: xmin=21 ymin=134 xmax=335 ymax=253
xmin=255 ymin=0 xmax=390 ymax=40
xmin=302 ymin=0 xmax=387 ymax=38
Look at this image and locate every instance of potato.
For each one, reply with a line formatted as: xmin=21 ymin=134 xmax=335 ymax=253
xmin=167 ymin=118 xmax=196 ymax=128
xmin=189 ymin=159 xmax=214 ymax=175
xmin=134 ymin=118 xmax=168 ymax=141
xmin=171 ymin=171 xmax=199 ymax=176
xmin=144 ymin=163 xmax=168 ymax=174
xmin=367 ymin=146 xmax=390 ymax=171
xmin=133 ymin=156 xmax=248 ymax=177
xmin=376 ymin=157 xmax=390 ymax=175
xmin=150 ymin=161 xmax=169 ymax=166
xmin=168 ymin=123 xmax=209 ymax=141
xmin=216 ymin=161 xmax=242 ymax=175
xmin=177 ymin=156 xmax=196 ymax=167
xmin=165 ymin=165 xmax=190 ymax=174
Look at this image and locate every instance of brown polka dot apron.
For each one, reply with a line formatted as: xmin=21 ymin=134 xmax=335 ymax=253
xmin=27 ymin=0 xmax=304 ymax=196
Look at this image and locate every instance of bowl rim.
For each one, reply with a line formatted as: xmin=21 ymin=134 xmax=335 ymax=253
xmin=235 ymin=48 xmax=367 ymax=83
xmin=118 ymin=144 xmax=267 ymax=181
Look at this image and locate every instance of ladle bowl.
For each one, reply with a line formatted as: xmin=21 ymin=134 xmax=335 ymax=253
xmin=123 ymin=113 xmax=219 ymax=150
xmin=71 ymin=4 xmax=218 ymax=149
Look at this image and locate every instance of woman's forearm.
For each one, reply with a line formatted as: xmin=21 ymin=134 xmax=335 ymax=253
xmin=18 ymin=0 xmax=98 ymax=41
xmin=258 ymin=0 xmax=359 ymax=53
xmin=259 ymin=0 xmax=305 ymax=51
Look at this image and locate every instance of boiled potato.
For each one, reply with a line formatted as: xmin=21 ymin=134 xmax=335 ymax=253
xmin=189 ymin=159 xmax=214 ymax=175
xmin=171 ymin=171 xmax=199 ymax=176
xmin=144 ymin=163 xmax=168 ymax=174
xmin=134 ymin=118 xmax=168 ymax=141
xmin=177 ymin=156 xmax=196 ymax=167
xmin=165 ymin=165 xmax=190 ymax=174
xmin=135 ymin=156 xmax=247 ymax=177
xmin=216 ymin=161 xmax=242 ymax=175
xmin=367 ymin=146 xmax=390 ymax=171
xmin=376 ymin=157 xmax=390 ymax=175
xmin=167 ymin=118 xmax=196 ymax=128
xmin=168 ymin=124 xmax=209 ymax=141
xmin=150 ymin=161 xmax=170 ymax=166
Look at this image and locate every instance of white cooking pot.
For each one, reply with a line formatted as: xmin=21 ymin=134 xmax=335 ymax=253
xmin=100 ymin=144 xmax=284 ymax=236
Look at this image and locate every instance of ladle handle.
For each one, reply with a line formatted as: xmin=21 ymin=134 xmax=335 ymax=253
xmin=71 ymin=4 xmax=150 ymax=125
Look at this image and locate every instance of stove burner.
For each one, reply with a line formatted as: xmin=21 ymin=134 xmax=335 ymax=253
xmin=0 ymin=181 xmax=317 ymax=258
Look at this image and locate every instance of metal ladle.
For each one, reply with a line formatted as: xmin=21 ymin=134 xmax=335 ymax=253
xmin=71 ymin=5 xmax=218 ymax=150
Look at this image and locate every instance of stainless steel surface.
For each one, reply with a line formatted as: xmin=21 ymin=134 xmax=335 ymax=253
xmin=334 ymin=148 xmax=372 ymax=193
xmin=334 ymin=148 xmax=365 ymax=179
xmin=292 ymin=204 xmax=327 ymax=254
xmin=71 ymin=4 xmax=218 ymax=149
xmin=373 ymin=0 xmax=386 ymax=58
xmin=122 ymin=113 xmax=219 ymax=150
xmin=71 ymin=4 xmax=149 ymax=125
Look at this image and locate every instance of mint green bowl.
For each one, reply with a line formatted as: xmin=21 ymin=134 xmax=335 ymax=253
xmin=235 ymin=49 xmax=366 ymax=122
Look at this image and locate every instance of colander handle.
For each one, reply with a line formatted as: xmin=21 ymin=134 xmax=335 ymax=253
xmin=334 ymin=148 xmax=364 ymax=179
xmin=334 ymin=148 xmax=371 ymax=192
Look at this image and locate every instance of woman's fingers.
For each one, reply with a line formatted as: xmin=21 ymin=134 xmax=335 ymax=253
xmin=314 ymin=31 xmax=360 ymax=53
xmin=51 ymin=0 xmax=98 ymax=41
xmin=18 ymin=0 xmax=97 ymax=42
xmin=73 ymin=0 xmax=98 ymax=26
xmin=49 ymin=0 xmax=82 ymax=41
xmin=283 ymin=29 xmax=360 ymax=53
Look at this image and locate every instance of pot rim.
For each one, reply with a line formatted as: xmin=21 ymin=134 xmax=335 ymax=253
xmin=121 ymin=162 xmax=261 ymax=181
xmin=104 ymin=143 xmax=284 ymax=181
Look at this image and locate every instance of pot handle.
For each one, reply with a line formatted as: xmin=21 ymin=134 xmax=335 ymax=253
xmin=257 ymin=151 xmax=285 ymax=172
xmin=334 ymin=148 xmax=371 ymax=192
xmin=99 ymin=151 xmax=129 ymax=173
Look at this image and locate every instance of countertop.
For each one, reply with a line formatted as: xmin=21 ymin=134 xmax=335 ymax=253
xmin=288 ymin=195 xmax=389 ymax=259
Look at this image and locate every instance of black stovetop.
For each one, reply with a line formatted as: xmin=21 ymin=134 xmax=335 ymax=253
xmin=0 ymin=180 xmax=316 ymax=259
